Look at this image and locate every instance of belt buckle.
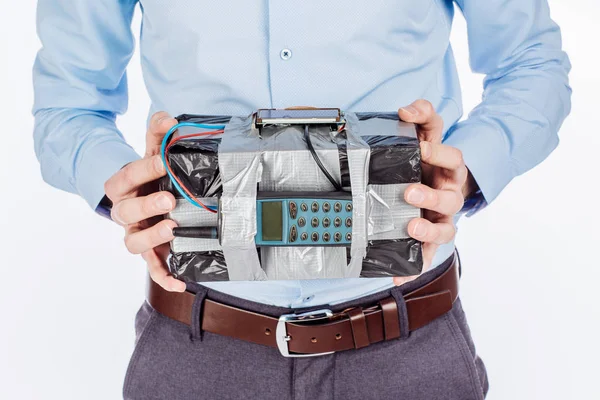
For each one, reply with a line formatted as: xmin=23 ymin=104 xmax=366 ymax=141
xmin=276 ymin=309 xmax=335 ymax=358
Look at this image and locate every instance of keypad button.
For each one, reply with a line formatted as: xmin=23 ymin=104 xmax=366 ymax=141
xmin=323 ymin=202 xmax=331 ymax=212
xmin=346 ymin=203 xmax=353 ymax=212
xmin=346 ymin=233 xmax=352 ymax=241
xmin=311 ymin=232 xmax=320 ymax=242
xmin=334 ymin=232 xmax=342 ymax=242
xmin=322 ymin=217 xmax=331 ymax=228
xmin=298 ymin=217 xmax=306 ymax=228
xmin=311 ymin=217 xmax=319 ymax=228
xmin=323 ymin=232 xmax=331 ymax=242
xmin=334 ymin=217 xmax=342 ymax=228
xmin=345 ymin=218 xmax=352 ymax=228
xmin=289 ymin=202 xmax=297 ymax=219
xmin=334 ymin=202 xmax=342 ymax=213
xmin=311 ymin=202 xmax=319 ymax=213
xmin=289 ymin=225 xmax=298 ymax=242
xmin=301 ymin=232 xmax=308 ymax=241
xmin=301 ymin=203 xmax=308 ymax=212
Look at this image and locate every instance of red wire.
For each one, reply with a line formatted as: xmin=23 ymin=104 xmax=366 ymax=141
xmin=165 ymin=130 xmax=224 ymax=213
xmin=167 ymin=130 xmax=224 ymax=150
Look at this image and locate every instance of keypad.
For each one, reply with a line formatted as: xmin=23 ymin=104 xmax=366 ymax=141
xmin=285 ymin=197 xmax=353 ymax=246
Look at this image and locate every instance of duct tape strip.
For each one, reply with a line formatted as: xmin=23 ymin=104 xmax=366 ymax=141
xmin=168 ymin=184 xmax=419 ymax=253
xmin=342 ymin=113 xmax=371 ymax=278
xmin=367 ymin=184 xmax=421 ymax=240
xmin=168 ymin=199 xmax=221 ymax=253
xmin=259 ymin=124 xmax=348 ymax=280
xmin=217 ymin=115 xmax=267 ymax=281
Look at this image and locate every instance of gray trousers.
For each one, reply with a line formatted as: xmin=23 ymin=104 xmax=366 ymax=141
xmin=123 ymin=262 xmax=488 ymax=400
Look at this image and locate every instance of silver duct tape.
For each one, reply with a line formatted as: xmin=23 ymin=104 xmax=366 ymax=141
xmin=259 ymin=124 xmax=348 ymax=280
xmin=218 ymin=116 xmax=267 ymax=281
xmin=261 ymin=247 xmax=348 ymax=280
xmin=169 ymin=184 xmax=418 ymax=253
xmin=168 ymin=199 xmax=221 ymax=253
xmin=355 ymin=117 xmax=418 ymax=138
xmin=343 ymin=113 xmax=370 ymax=277
xmin=368 ymin=184 xmax=421 ymax=240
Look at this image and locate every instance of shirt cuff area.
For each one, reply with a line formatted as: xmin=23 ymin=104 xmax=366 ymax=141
xmin=75 ymin=139 xmax=141 ymax=209
xmin=444 ymin=121 xmax=514 ymax=207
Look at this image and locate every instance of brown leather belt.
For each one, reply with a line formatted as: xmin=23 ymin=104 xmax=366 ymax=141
xmin=147 ymin=255 xmax=459 ymax=357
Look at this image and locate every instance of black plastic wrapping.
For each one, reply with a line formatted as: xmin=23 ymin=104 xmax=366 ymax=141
xmin=357 ymin=239 xmax=423 ymax=278
xmin=164 ymin=113 xmax=423 ymax=281
xmin=338 ymin=135 xmax=421 ymax=187
xmin=169 ymin=251 xmax=229 ymax=282
xmin=159 ymin=139 xmax=223 ymax=198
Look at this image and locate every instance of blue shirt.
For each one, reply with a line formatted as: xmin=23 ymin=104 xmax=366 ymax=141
xmin=33 ymin=0 xmax=571 ymax=307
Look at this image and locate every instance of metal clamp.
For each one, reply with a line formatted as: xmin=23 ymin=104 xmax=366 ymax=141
xmin=276 ymin=309 xmax=335 ymax=357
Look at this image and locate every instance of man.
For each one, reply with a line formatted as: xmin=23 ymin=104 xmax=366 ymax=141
xmin=33 ymin=1 xmax=570 ymax=399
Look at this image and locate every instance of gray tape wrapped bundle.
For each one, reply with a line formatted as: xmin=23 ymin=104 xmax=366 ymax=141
xmin=161 ymin=112 xmax=423 ymax=282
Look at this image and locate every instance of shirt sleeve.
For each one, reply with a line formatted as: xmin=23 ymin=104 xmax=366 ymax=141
xmin=32 ymin=0 xmax=141 ymax=209
xmin=446 ymin=0 xmax=572 ymax=207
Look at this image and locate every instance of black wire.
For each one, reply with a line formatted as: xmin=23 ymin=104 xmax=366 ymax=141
xmin=304 ymin=125 xmax=344 ymax=191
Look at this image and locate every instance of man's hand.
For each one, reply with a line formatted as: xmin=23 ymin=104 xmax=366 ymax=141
xmin=104 ymin=112 xmax=186 ymax=293
xmin=394 ymin=100 xmax=475 ymax=285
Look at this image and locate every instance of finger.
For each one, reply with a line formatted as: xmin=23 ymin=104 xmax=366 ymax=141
xmin=420 ymin=242 xmax=439 ymax=270
xmin=146 ymin=112 xmax=178 ymax=157
xmin=405 ymin=184 xmax=464 ymax=215
xmin=393 ymin=274 xmax=420 ymax=287
xmin=111 ymin=191 xmax=176 ymax=226
xmin=142 ymin=250 xmax=186 ymax=293
xmin=124 ymin=219 xmax=177 ymax=255
xmin=104 ymin=155 xmax=166 ymax=202
xmin=398 ymin=100 xmax=444 ymax=143
xmin=421 ymin=142 xmax=467 ymax=178
xmin=407 ymin=217 xmax=456 ymax=245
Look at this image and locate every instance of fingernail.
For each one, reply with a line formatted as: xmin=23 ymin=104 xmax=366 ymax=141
xmin=171 ymin=283 xmax=185 ymax=292
xmin=156 ymin=195 xmax=173 ymax=211
xmin=155 ymin=156 xmax=165 ymax=173
xmin=160 ymin=223 xmax=174 ymax=239
xmin=420 ymin=142 xmax=431 ymax=159
xmin=413 ymin=221 xmax=427 ymax=237
xmin=400 ymin=106 xmax=418 ymax=116
xmin=407 ymin=188 xmax=425 ymax=204
xmin=157 ymin=115 xmax=171 ymax=125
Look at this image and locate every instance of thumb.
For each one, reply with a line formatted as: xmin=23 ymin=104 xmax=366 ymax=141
xmin=398 ymin=100 xmax=444 ymax=144
xmin=145 ymin=111 xmax=178 ymax=157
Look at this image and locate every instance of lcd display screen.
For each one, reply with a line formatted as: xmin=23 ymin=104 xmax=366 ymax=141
xmin=261 ymin=201 xmax=283 ymax=241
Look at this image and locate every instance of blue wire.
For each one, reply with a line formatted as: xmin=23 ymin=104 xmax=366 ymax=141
xmin=161 ymin=122 xmax=226 ymax=211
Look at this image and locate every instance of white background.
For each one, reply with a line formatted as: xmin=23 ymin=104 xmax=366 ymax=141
xmin=0 ymin=1 xmax=598 ymax=399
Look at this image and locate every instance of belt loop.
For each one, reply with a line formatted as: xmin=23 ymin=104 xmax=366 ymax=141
xmin=190 ymin=287 xmax=208 ymax=342
xmin=391 ymin=290 xmax=410 ymax=339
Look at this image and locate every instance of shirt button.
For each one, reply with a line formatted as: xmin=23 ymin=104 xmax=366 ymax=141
xmin=303 ymin=295 xmax=314 ymax=302
xmin=280 ymin=48 xmax=292 ymax=61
